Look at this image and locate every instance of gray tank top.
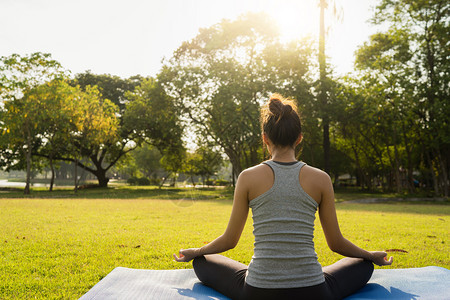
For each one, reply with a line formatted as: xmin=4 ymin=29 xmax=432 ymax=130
xmin=246 ymin=160 xmax=325 ymax=288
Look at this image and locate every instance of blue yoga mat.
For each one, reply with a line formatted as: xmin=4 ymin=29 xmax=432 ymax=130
xmin=80 ymin=266 xmax=449 ymax=299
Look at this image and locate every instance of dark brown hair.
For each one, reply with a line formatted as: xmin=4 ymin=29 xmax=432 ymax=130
xmin=260 ymin=93 xmax=302 ymax=147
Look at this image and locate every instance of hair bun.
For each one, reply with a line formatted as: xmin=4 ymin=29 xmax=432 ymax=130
xmin=269 ymin=95 xmax=292 ymax=120
xmin=283 ymin=105 xmax=292 ymax=114
xmin=261 ymin=93 xmax=302 ymax=147
xmin=268 ymin=97 xmax=284 ymax=116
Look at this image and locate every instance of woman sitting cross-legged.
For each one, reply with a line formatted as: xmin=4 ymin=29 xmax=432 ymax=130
xmin=174 ymin=93 xmax=393 ymax=300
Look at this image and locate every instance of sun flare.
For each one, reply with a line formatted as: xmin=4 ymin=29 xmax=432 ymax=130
xmin=256 ymin=0 xmax=319 ymax=42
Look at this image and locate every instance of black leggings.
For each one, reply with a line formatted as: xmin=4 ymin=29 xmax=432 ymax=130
xmin=193 ymin=255 xmax=374 ymax=300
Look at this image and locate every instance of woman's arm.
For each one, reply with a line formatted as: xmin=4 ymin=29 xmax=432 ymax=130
xmin=173 ymin=171 xmax=250 ymax=262
xmin=318 ymin=172 xmax=393 ymax=266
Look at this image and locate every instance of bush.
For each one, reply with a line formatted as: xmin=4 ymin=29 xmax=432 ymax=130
xmin=127 ymin=177 xmax=138 ymax=185
xmin=149 ymin=177 xmax=161 ymax=186
xmin=137 ymin=177 xmax=150 ymax=186
xmin=215 ymin=179 xmax=229 ymax=186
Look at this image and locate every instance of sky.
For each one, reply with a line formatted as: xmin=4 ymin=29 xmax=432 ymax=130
xmin=1 ymin=0 xmax=381 ymax=78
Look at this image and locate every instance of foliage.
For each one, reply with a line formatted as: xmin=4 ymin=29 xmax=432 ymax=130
xmin=339 ymin=0 xmax=450 ymax=195
xmin=64 ymin=72 xmax=143 ymax=187
xmin=0 ymin=52 xmax=66 ymax=101
xmin=124 ymin=78 xmax=185 ymax=174
xmin=182 ymin=146 xmax=224 ymax=186
xmin=33 ymin=81 xmax=118 ymax=190
xmin=0 ymin=53 xmax=67 ymax=193
xmin=127 ymin=177 xmax=152 ymax=186
xmin=72 ymin=71 xmax=143 ymax=113
xmin=214 ymin=179 xmax=230 ymax=186
xmin=1 ymin=79 xmax=119 ymax=192
xmin=160 ymin=12 xmax=314 ymax=178
xmin=131 ymin=144 xmax=163 ymax=179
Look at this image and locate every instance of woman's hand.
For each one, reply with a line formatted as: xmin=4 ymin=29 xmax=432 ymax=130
xmin=173 ymin=248 xmax=201 ymax=262
xmin=370 ymin=251 xmax=394 ymax=266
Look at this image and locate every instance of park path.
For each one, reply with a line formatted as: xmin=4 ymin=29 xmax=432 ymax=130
xmin=344 ymin=197 xmax=447 ymax=204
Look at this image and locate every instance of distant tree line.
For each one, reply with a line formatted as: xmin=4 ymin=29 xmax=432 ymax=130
xmin=0 ymin=0 xmax=448 ymax=196
xmin=334 ymin=0 xmax=449 ymax=195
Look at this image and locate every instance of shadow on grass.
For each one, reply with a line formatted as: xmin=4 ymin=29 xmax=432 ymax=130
xmin=0 ymin=185 xmax=235 ymax=201
xmin=336 ymin=200 xmax=450 ymax=215
xmin=1 ymin=186 xmax=447 ymax=215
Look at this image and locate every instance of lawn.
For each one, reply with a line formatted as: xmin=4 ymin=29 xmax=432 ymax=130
xmin=0 ymin=188 xmax=448 ymax=299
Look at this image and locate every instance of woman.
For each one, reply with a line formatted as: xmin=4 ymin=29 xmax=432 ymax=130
xmin=174 ymin=94 xmax=393 ymax=300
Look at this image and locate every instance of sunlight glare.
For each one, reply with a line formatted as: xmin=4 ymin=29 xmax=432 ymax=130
xmin=257 ymin=0 xmax=319 ymax=42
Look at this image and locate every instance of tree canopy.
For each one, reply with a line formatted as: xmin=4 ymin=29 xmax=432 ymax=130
xmin=1 ymin=55 xmax=184 ymax=190
xmin=160 ymin=12 xmax=314 ymax=178
xmin=1 ymin=5 xmax=448 ymax=196
xmin=327 ymin=0 xmax=449 ymax=195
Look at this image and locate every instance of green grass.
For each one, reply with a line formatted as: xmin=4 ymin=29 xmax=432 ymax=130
xmin=2 ymin=184 xmax=439 ymax=202
xmin=0 ymin=185 xmax=234 ymax=200
xmin=0 ymin=190 xmax=449 ymax=299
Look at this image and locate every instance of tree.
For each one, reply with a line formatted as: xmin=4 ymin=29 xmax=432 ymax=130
xmin=160 ymin=13 xmax=314 ymax=179
xmin=2 ymin=79 xmax=119 ymax=192
xmin=66 ymin=72 xmax=183 ymax=188
xmin=195 ymin=146 xmax=224 ymax=185
xmin=317 ymin=0 xmax=343 ymax=175
xmin=182 ymin=145 xmax=223 ymax=186
xmin=345 ymin=0 xmax=450 ymax=195
xmin=124 ymin=77 xmax=185 ymax=178
xmin=1 ymin=89 xmax=44 ymax=194
xmin=65 ymin=72 xmax=142 ymax=187
xmin=0 ymin=53 xmax=66 ymax=194
xmin=1 ymin=56 xmax=190 ymax=189
xmin=131 ymin=144 xmax=163 ymax=179
xmin=65 ymin=85 xmax=120 ymax=189
xmin=27 ymin=80 xmax=81 ymax=191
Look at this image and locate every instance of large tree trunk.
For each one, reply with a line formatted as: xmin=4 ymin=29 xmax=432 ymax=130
xmin=319 ymin=0 xmax=330 ymax=174
xmin=323 ymin=116 xmax=330 ymax=174
xmin=74 ymin=158 xmax=78 ymax=193
xmin=49 ymin=156 xmax=55 ymax=192
xmin=89 ymin=153 xmax=110 ymax=187
xmin=224 ymin=148 xmax=242 ymax=185
xmin=159 ymin=172 xmax=172 ymax=189
xmin=93 ymin=168 xmax=109 ymax=187
xmin=24 ymin=134 xmax=32 ymax=195
xmin=402 ymin=123 xmax=415 ymax=193
xmin=393 ymin=127 xmax=402 ymax=193
xmin=435 ymin=148 xmax=449 ymax=197
xmin=425 ymin=150 xmax=439 ymax=195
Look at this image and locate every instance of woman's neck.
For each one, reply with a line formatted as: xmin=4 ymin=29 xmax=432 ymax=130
xmin=270 ymin=147 xmax=296 ymax=162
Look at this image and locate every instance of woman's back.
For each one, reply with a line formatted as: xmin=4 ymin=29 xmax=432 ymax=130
xmin=245 ymin=160 xmax=324 ymax=288
xmin=174 ymin=93 xmax=392 ymax=300
xmin=245 ymin=160 xmax=328 ymax=205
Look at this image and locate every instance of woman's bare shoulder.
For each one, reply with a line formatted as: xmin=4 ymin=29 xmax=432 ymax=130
xmin=300 ymin=164 xmax=333 ymax=204
xmin=240 ymin=163 xmax=271 ymax=178
xmin=238 ymin=163 xmax=272 ymax=186
xmin=301 ymin=164 xmax=332 ymax=183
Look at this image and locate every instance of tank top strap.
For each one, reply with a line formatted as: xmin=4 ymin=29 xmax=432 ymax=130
xmin=262 ymin=160 xmax=305 ymax=172
xmin=262 ymin=160 xmax=305 ymax=188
